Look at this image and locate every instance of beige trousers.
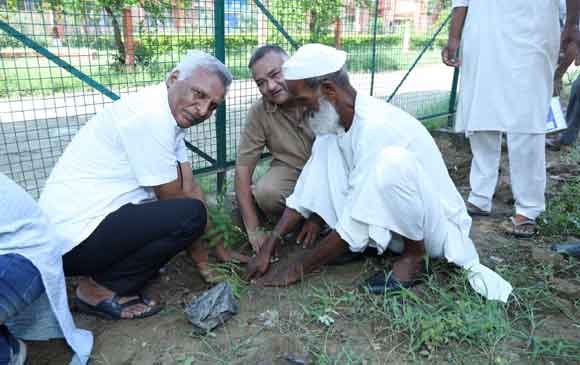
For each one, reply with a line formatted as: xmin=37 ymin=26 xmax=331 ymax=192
xmin=253 ymin=163 xmax=301 ymax=218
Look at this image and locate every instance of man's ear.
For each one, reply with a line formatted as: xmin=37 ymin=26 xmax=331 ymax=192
xmin=320 ymin=80 xmax=338 ymax=101
xmin=167 ymin=70 xmax=180 ymax=86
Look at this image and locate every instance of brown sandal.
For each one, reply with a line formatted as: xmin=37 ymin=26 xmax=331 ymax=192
xmin=503 ymin=216 xmax=536 ymax=238
xmin=466 ymin=202 xmax=490 ymax=217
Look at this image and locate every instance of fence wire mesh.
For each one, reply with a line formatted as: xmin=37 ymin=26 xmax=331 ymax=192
xmin=1 ymin=0 xmax=455 ymax=197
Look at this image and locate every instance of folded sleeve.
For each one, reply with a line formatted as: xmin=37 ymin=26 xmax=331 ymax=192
xmin=117 ymin=116 xmax=178 ymax=187
xmin=452 ymin=0 xmax=469 ymax=7
xmin=175 ymin=136 xmax=188 ymax=163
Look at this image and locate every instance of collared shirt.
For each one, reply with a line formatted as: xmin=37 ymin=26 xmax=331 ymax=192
xmin=39 ymin=83 xmax=188 ymax=251
xmin=237 ymin=97 xmax=314 ymax=170
xmin=0 ymin=173 xmax=93 ymax=365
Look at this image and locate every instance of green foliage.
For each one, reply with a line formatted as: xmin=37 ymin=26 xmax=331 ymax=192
xmin=134 ymin=33 xmax=258 ymax=66
xmin=539 ymin=177 xmax=580 ymax=237
xmin=410 ymin=35 xmax=448 ymax=50
xmin=0 ymin=33 xmax=27 ymax=49
xmin=204 ymin=194 xmax=246 ymax=250
xmin=268 ymin=0 xmax=370 ymax=43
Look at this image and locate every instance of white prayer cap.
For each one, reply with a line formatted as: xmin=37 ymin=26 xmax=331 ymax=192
xmin=283 ymin=43 xmax=347 ymax=80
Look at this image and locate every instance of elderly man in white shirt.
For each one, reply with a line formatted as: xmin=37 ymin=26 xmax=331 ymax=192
xmin=40 ymin=51 xmax=242 ymax=320
xmin=442 ymin=0 xmax=580 ymax=237
xmin=246 ymin=44 xmax=513 ymax=303
xmin=0 ymin=173 xmax=92 ymax=365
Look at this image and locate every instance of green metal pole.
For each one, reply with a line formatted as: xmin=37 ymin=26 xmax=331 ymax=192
xmin=369 ymin=0 xmax=380 ymax=96
xmin=214 ymin=0 xmax=227 ymax=193
xmin=448 ymin=66 xmax=460 ymax=129
xmin=0 ymin=19 xmax=119 ymax=101
xmin=387 ymin=13 xmax=451 ymax=103
xmin=254 ymin=0 xmax=299 ymax=50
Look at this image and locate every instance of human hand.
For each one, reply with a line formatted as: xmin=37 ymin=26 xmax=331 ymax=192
xmin=441 ymin=38 xmax=461 ymax=67
xmin=561 ymin=23 xmax=580 ymax=66
xmin=248 ymin=229 xmax=268 ymax=253
xmin=296 ymin=219 xmax=321 ymax=248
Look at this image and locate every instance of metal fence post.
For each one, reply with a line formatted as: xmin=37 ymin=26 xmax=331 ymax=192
xmin=369 ymin=0 xmax=380 ymax=96
xmin=214 ymin=0 xmax=227 ymax=193
xmin=448 ymin=67 xmax=460 ymax=129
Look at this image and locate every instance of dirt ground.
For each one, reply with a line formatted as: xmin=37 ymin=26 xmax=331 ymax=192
xmin=25 ymin=134 xmax=580 ymax=365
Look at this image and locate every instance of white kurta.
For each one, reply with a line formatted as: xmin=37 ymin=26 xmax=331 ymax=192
xmin=0 ymin=174 xmax=93 ymax=365
xmin=287 ymin=94 xmax=513 ymax=302
xmin=454 ymin=0 xmax=560 ymax=134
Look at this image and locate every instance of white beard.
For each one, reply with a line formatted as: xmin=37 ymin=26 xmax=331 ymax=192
xmin=307 ymin=98 xmax=344 ymax=136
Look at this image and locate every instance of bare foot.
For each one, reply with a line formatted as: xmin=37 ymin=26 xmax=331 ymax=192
xmin=76 ymin=277 xmax=156 ymax=319
xmin=392 ymin=257 xmax=424 ymax=282
xmin=214 ymin=243 xmax=251 ymax=264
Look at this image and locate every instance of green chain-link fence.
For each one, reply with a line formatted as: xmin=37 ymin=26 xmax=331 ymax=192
xmin=0 ymin=0 xmax=457 ymax=197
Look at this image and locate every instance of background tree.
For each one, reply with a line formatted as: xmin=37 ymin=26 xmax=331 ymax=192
xmin=269 ymin=0 xmax=370 ymax=43
xmin=45 ymin=0 xmax=171 ymax=63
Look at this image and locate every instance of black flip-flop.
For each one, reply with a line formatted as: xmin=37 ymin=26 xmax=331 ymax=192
xmin=73 ymin=294 xmax=163 ymax=320
xmin=359 ymin=261 xmax=431 ymax=294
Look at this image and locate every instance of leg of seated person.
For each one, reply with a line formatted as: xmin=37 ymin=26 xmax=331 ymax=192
xmin=63 ymin=198 xmax=206 ymax=318
xmin=0 ymin=254 xmax=45 ymax=363
xmin=561 ymin=76 xmax=580 ymax=145
xmin=253 ymin=164 xmax=301 ymax=220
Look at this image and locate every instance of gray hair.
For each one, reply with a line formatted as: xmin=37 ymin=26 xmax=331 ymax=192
xmin=304 ymin=65 xmax=350 ymax=90
xmin=168 ymin=50 xmax=233 ymax=91
xmin=248 ymin=44 xmax=288 ymax=69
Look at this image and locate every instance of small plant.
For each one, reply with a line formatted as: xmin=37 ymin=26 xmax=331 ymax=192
xmin=539 ymin=177 xmax=580 ymax=237
xmin=204 ymin=193 xmax=246 ymax=250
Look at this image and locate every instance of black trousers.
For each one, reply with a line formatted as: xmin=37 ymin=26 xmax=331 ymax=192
xmin=63 ymin=198 xmax=206 ymax=295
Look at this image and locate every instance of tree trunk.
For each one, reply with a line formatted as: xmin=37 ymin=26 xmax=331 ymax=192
xmin=123 ymin=8 xmax=134 ymax=66
xmin=51 ymin=2 xmax=64 ymax=47
xmin=173 ymin=0 xmax=185 ymax=31
xmin=105 ymin=6 xmax=126 ymax=64
xmin=334 ymin=17 xmax=341 ymax=48
xmin=309 ymin=10 xmax=317 ymax=41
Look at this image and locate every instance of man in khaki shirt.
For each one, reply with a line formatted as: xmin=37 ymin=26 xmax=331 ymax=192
xmin=235 ymin=45 xmax=315 ymax=252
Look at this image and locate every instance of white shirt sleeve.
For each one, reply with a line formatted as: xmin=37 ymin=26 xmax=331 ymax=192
xmin=117 ymin=116 xmax=178 ymax=187
xmin=175 ymin=136 xmax=188 ymax=163
xmin=452 ymin=0 xmax=469 ymax=7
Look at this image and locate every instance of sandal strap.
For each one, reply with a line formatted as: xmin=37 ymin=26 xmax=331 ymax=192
xmin=510 ymin=216 xmax=536 ymax=226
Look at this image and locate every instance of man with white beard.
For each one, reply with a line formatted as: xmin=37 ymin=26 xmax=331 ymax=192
xmin=246 ymin=44 xmax=513 ymax=302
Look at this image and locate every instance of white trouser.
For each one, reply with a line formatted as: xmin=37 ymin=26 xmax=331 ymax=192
xmin=468 ymin=132 xmax=546 ymax=219
xmin=288 ymin=138 xmax=513 ymax=302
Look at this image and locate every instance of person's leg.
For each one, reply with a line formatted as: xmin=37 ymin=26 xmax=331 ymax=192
xmin=0 ymin=254 xmax=44 ymax=364
xmin=507 ymin=133 xmax=546 ymax=221
xmin=63 ymin=199 xmax=206 ymax=316
xmin=467 ymin=131 xmax=503 ymax=213
xmin=253 ymin=164 xmax=301 ymax=220
xmin=561 ymin=76 xmax=580 ymax=145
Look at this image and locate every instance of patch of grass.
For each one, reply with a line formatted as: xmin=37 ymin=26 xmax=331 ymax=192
xmin=538 ymin=177 xmax=580 ymax=237
xmin=294 ymin=272 xmax=510 ymax=361
xmin=207 ymin=262 xmax=248 ymax=299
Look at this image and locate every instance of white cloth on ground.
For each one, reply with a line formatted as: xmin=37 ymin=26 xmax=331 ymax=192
xmin=287 ymin=94 xmax=513 ymax=302
xmin=454 ymin=0 xmax=559 ymax=134
xmin=468 ymin=132 xmax=546 ymax=219
xmin=0 ymin=173 xmax=93 ymax=365
xmin=39 ymin=83 xmax=188 ymax=252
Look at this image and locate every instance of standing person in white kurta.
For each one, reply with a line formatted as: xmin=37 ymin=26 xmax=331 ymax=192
xmin=442 ymin=0 xmax=574 ymax=237
xmin=0 ymin=173 xmax=92 ymax=365
xmin=246 ymin=44 xmax=513 ymax=302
